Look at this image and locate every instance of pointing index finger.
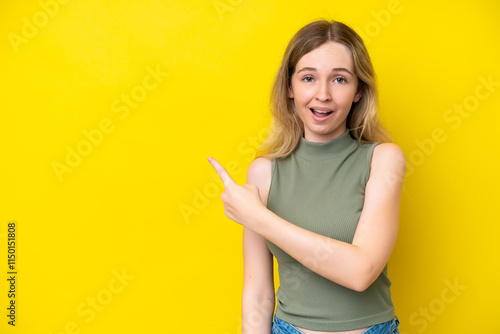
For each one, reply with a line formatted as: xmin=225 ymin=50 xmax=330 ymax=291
xmin=208 ymin=157 xmax=235 ymax=187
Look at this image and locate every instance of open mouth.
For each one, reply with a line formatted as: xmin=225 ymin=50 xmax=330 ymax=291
xmin=310 ymin=108 xmax=333 ymax=118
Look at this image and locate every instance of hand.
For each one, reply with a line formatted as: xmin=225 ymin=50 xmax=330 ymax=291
xmin=207 ymin=157 xmax=265 ymax=229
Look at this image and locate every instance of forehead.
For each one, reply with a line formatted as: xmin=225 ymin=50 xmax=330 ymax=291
xmin=295 ymin=41 xmax=354 ymax=72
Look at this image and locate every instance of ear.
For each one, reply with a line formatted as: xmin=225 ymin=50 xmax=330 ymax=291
xmin=353 ymin=89 xmax=362 ymax=103
xmin=288 ymin=86 xmax=294 ymax=99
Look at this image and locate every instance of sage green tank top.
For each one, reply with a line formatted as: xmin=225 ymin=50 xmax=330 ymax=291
xmin=265 ymin=129 xmax=395 ymax=331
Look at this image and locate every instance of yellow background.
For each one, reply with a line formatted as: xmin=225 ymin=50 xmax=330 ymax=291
xmin=1 ymin=0 xmax=499 ymax=333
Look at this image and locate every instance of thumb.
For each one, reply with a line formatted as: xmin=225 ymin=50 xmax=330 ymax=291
xmin=208 ymin=157 xmax=236 ymax=187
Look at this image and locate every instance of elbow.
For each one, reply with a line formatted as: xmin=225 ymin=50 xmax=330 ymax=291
xmin=348 ymin=262 xmax=379 ymax=293
xmin=242 ymin=290 xmax=275 ymax=317
xmin=350 ymin=278 xmax=372 ymax=293
xmin=242 ymin=290 xmax=275 ymax=305
xmin=242 ymin=284 xmax=275 ymax=305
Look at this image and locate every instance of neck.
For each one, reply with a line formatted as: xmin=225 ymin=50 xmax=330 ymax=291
xmin=303 ymin=125 xmax=347 ymax=143
xmin=295 ymin=129 xmax=358 ymax=161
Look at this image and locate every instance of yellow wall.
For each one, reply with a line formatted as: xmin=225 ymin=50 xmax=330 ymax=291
xmin=1 ymin=0 xmax=499 ymax=333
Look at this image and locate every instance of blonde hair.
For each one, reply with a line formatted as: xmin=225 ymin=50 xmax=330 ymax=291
xmin=257 ymin=20 xmax=392 ymax=159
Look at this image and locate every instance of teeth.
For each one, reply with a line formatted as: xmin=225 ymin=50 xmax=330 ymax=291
xmin=313 ymin=109 xmax=331 ymax=114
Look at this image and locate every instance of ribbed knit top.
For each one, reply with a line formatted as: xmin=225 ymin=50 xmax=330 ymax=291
xmin=265 ymin=130 xmax=395 ymax=331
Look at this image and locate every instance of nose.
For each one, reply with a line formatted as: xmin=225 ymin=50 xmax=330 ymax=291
xmin=315 ymin=80 xmax=331 ymax=102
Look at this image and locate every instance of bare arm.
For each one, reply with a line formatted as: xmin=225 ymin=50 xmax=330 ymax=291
xmin=241 ymin=158 xmax=275 ymax=333
xmin=208 ymin=143 xmax=406 ymax=292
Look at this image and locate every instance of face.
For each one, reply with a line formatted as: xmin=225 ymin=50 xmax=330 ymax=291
xmin=288 ymin=41 xmax=362 ymax=143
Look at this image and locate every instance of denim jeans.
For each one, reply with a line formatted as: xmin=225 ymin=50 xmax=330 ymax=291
xmin=271 ymin=315 xmax=400 ymax=334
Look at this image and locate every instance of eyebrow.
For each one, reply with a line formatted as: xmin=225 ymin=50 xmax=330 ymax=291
xmin=296 ymin=67 xmax=354 ymax=76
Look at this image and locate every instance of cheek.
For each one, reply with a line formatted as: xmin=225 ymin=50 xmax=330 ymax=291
xmin=335 ymin=90 xmax=358 ymax=107
xmin=293 ymin=86 xmax=314 ymax=103
xmin=291 ymin=98 xmax=310 ymax=120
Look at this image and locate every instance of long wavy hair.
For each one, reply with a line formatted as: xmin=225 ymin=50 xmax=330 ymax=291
xmin=256 ymin=20 xmax=392 ymax=159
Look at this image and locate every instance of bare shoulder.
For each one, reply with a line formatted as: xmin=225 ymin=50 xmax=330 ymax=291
xmin=371 ymin=143 xmax=407 ymax=179
xmin=246 ymin=157 xmax=272 ymax=205
xmin=246 ymin=156 xmax=272 ymax=183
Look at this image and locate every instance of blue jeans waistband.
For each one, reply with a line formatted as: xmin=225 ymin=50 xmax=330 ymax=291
xmin=271 ymin=315 xmax=400 ymax=334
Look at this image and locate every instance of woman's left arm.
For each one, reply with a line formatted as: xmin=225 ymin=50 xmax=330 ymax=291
xmin=208 ymin=143 xmax=406 ymax=292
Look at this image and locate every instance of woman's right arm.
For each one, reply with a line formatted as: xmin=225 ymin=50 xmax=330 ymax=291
xmin=242 ymin=157 xmax=275 ymax=334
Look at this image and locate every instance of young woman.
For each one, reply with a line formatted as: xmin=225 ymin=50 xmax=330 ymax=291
xmin=208 ymin=20 xmax=406 ymax=334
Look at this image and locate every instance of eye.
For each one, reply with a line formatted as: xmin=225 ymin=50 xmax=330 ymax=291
xmin=302 ymin=76 xmax=314 ymax=83
xmin=334 ymin=77 xmax=347 ymax=84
